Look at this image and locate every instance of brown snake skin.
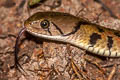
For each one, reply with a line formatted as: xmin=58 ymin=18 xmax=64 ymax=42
xmin=24 ymin=12 xmax=120 ymax=57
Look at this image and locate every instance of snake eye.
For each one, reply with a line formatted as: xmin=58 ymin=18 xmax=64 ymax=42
xmin=40 ymin=20 xmax=50 ymax=29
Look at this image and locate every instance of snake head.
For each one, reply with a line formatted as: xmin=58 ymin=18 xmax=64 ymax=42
xmin=24 ymin=12 xmax=82 ymax=40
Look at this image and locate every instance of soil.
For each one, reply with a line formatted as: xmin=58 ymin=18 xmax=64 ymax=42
xmin=0 ymin=0 xmax=120 ymax=80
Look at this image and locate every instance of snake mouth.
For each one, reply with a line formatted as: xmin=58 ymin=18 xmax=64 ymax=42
xmin=26 ymin=28 xmax=69 ymax=43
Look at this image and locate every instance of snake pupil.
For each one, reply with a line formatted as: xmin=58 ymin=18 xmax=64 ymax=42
xmin=40 ymin=20 xmax=49 ymax=29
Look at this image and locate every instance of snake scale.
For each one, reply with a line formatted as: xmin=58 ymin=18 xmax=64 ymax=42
xmin=15 ymin=12 xmax=120 ymax=71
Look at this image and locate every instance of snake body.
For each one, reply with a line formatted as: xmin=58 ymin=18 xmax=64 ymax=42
xmin=24 ymin=12 xmax=120 ymax=57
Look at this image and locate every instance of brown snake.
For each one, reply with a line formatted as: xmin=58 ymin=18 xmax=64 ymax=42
xmin=15 ymin=12 xmax=120 ymax=72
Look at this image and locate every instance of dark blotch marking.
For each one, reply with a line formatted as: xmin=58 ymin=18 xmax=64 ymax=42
xmin=89 ymin=33 xmax=101 ymax=46
xmin=107 ymin=36 xmax=113 ymax=49
xmin=97 ymin=27 xmax=104 ymax=32
xmin=109 ymin=50 xmax=111 ymax=56
xmin=115 ymin=52 xmax=118 ymax=57
xmin=114 ymin=32 xmax=120 ymax=37
xmin=102 ymin=50 xmax=105 ymax=56
xmin=96 ymin=49 xmax=100 ymax=54
xmin=107 ymin=36 xmax=113 ymax=56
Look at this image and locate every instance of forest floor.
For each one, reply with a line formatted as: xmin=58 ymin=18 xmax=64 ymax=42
xmin=0 ymin=0 xmax=120 ymax=80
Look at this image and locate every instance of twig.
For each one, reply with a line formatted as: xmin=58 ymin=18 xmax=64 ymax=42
xmin=94 ymin=0 xmax=118 ymax=19
xmin=107 ymin=64 xmax=117 ymax=80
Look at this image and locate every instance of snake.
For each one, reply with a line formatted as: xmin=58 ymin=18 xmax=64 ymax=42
xmin=15 ymin=11 xmax=120 ymax=71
